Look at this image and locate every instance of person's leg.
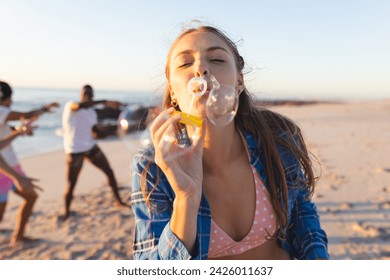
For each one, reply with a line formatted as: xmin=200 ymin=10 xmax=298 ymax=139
xmin=64 ymin=153 xmax=84 ymax=219
xmin=86 ymin=145 xmax=125 ymax=205
xmin=11 ymin=186 xmax=38 ymax=243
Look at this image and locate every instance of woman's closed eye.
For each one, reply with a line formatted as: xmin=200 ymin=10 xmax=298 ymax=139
xmin=210 ymin=58 xmax=225 ymax=63
xmin=177 ymin=62 xmax=192 ymax=68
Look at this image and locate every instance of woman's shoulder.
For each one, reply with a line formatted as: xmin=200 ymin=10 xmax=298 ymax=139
xmin=131 ymin=145 xmax=158 ymax=175
xmin=244 ymin=128 xmax=299 ymax=166
xmin=245 ymin=108 xmax=305 ymax=167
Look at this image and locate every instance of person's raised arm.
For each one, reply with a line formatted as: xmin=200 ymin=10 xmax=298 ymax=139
xmin=6 ymin=102 xmax=60 ymax=121
xmin=71 ymin=100 xmax=124 ymax=111
xmin=71 ymin=100 xmax=106 ymax=111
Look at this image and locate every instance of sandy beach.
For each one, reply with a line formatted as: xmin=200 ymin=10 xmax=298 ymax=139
xmin=0 ymin=100 xmax=389 ymax=260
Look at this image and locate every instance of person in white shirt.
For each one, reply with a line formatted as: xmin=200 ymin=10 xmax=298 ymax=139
xmin=0 ymin=80 xmax=58 ymax=244
xmin=62 ymin=84 xmax=127 ymax=220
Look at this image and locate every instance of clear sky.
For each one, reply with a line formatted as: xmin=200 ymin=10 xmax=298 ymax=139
xmin=1 ymin=0 xmax=389 ymax=100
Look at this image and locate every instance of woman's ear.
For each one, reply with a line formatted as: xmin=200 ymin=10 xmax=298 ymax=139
xmin=168 ymin=84 xmax=175 ymax=99
xmin=170 ymin=92 xmax=176 ymax=101
xmin=236 ymin=73 xmax=244 ymax=95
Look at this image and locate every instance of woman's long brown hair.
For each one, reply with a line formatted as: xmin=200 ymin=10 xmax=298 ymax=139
xmin=140 ymin=25 xmax=317 ymax=239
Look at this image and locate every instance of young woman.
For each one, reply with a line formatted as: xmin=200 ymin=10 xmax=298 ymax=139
xmin=131 ymin=25 xmax=328 ymax=260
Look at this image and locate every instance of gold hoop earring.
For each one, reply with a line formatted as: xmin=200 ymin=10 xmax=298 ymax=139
xmin=171 ymin=99 xmax=178 ymax=108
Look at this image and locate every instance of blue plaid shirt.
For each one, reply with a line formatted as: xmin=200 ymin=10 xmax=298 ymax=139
xmin=131 ymin=131 xmax=329 ymax=260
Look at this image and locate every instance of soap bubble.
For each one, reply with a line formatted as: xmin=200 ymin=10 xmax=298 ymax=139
xmin=187 ymin=77 xmax=207 ymax=97
xmin=206 ymin=84 xmax=238 ymax=126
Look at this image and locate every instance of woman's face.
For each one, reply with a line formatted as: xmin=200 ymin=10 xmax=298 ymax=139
xmin=168 ymin=31 xmax=242 ymax=118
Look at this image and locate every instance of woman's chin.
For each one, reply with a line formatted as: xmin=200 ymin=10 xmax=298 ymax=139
xmin=182 ymin=107 xmax=205 ymax=119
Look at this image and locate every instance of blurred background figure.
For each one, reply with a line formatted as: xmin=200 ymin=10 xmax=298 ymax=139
xmin=0 ymin=80 xmax=58 ymax=244
xmin=61 ymin=84 xmax=128 ymax=220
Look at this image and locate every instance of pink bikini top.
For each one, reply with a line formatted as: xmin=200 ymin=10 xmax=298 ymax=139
xmin=208 ymin=165 xmax=277 ymax=258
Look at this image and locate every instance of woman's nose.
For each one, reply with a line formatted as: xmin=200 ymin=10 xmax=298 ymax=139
xmin=194 ymin=62 xmax=209 ymax=77
xmin=195 ymin=69 xmax=208 ymax=77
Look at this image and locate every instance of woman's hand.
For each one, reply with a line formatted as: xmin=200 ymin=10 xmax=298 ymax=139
xmin=14 ymin=175 xmax=42 ymax=194
xmin=150 ymin=108 xmax=206 ymax=253
xmin=149 ymin=108 xmax=207 ymax=204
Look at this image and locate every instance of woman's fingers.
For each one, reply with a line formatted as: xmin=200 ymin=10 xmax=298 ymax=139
xmin=154 ymin=113 xmax=181 ymax=146
xmin=28 ymin=177 xmax=40 ymax=182
xmin=16 ymin=177 xmax=42 ymax=194
xmin=33 ymin=185 xmax=44 ymax=192
xmin=26 ymin=177 xmax=43 ymax=192
xmin=149 ymin=108 xmax=174 ymax=143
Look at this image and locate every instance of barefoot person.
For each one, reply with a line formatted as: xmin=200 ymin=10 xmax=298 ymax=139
xmin=0 ymin=81 xmax=57 ymax=244
xmin=62 ymin=84 xmax=127 ymax=220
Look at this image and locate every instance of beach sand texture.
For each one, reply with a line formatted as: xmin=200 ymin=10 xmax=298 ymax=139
xmin=0 ymin=100 xmax=389 ymax=259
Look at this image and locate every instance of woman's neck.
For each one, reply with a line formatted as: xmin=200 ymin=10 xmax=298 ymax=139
xmin=201 ymin=123 xmax=243 ymax=175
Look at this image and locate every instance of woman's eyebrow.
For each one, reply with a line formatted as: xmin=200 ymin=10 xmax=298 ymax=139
xmin=174 ymin=50 xmax=193 ymax=60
